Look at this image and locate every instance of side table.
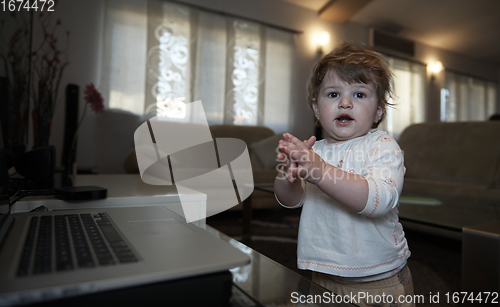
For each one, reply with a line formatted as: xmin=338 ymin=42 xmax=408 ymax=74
xmin=242 ymin=184 xmax=275 ymax=240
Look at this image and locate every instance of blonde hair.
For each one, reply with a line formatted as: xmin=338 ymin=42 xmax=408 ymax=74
xmin=307 ymin=42 xmax=394 ymax=128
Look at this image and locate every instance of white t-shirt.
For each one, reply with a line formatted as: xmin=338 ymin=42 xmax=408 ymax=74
xmin=278 ymin=130 xmax=410 ymax=278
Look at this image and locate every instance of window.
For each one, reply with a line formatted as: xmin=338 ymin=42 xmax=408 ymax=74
xmin=101 ymin=0 xmax=147 ymax=115
xmin=442 ymin=71 xmax=497 ymax=122
xmin=102 ymin=0 xmax=295 ymax=133
xmin=380 ymin=56 xmax=426 ymax=140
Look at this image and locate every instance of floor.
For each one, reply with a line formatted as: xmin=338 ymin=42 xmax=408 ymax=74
xmin=207 ymin=209 xmax=462 ymax=307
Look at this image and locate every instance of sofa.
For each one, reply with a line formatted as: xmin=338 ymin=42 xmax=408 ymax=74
xmin=209 ymin=125 xmax=281 ymax=209
xmin=124 ymin=124 xmax=281 ymax=210
xmin=397 ymin=121 xmax=500 ymax=230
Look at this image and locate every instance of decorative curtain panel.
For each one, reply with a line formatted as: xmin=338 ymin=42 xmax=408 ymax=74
xmin=443 ymin=71 xmax=497 ymax=122
xmin=380 ymin=57 xmax=426 ymax=140
xmin=144 ymin=1 xmax=192 ymax=120
xmin=224 ymin=18 xmax=264 ymax=126
xmin=102 ymin=0 xmax=295 ymax=133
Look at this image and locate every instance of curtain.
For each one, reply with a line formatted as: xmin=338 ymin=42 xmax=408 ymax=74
xmin=101 ymin=0 xmax=147 ymax=115
xmin=443 ymin=71 xmax=497 ymax=122
xmin=380 ymin=57 xmax=426 ymax=140
xmin=102 ymin=0 xmax=295 ymax=133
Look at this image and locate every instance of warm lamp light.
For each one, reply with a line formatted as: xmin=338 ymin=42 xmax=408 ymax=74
xmin=428 ymin=61 xmax=444 ymax=74
xmin=315 ymin=31 xmax=330 ymax=53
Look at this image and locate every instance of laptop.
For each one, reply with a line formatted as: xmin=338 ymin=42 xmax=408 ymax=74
xmin=0 ymin=205 xmax=250 ymax=305
xmin=0 ymin=151 xmax=250 ymax=305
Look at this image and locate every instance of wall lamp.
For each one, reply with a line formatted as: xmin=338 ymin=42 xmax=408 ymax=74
xmin=314 ymin=31 xmax=330 ymax=55
xmin=428 ymin=61 xmax=444 ymax=79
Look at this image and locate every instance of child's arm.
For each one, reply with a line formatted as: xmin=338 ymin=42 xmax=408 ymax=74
xmin=281 ymin=133 xmax=404 ymax=216
xmin=274 ymin=166 xmax=304 ymax=208
xmin=280 ymin=134 xmax=368 ymax=212
xmin=273 ymin=134 xmax=315 ymax=208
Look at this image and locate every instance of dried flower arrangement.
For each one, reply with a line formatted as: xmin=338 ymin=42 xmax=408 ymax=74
xmin=31 ymin=9 xmax=70 ymax=148
xmin=0 ymin=2 xmax=69 ymax=150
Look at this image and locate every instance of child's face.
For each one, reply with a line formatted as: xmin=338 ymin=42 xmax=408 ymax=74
xmin=312 ymin=70 xmax=383 ymax=143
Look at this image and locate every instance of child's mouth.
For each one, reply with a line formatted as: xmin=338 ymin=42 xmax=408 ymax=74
xmin=335 ymin=115 xmax=353 ymax=124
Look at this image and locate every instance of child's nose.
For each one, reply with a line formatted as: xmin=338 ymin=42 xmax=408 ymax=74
xmin=338 ymin=97 xmax=353 ymax=109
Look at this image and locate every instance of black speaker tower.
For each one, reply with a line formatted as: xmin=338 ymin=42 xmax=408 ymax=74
xmin=61 ymin=84 xmax=79 ymax=186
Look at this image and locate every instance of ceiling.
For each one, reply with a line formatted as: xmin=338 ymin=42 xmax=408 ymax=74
xmin=277 ymin=0 xmax=500 ymax=65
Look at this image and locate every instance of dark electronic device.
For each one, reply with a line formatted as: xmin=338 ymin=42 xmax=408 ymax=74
xmin=14 ymin=146 xmax=55 ymax=187
xmin=55 ymin=186 xmax=108 ymax=201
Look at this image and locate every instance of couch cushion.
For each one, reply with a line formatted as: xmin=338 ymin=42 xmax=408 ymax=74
xmin=398 ymin=122 xmax=500 ymax=186
xmin=250 ymin=134 xmax=282 ymax=170
xmin=210 ymin=125 xmax=276 ymax=171
xmin=253 ymin=169 xmax=279 ymax=185
xmin=209 ymin=125 xmax=274 ymax=147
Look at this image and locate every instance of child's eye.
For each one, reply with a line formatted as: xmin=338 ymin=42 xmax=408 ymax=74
xmin=328 ymin=92 xmax=339 ymax=98
xmin=355 ymin=93 xmax=366 ymax=98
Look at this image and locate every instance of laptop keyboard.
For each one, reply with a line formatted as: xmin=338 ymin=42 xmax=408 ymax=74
xmin=17 ymin=213 xmax=138 ymax=276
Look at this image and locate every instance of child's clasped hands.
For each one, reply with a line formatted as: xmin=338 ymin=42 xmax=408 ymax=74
xmin=277 ymin=133 xmax=326 ymax=184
